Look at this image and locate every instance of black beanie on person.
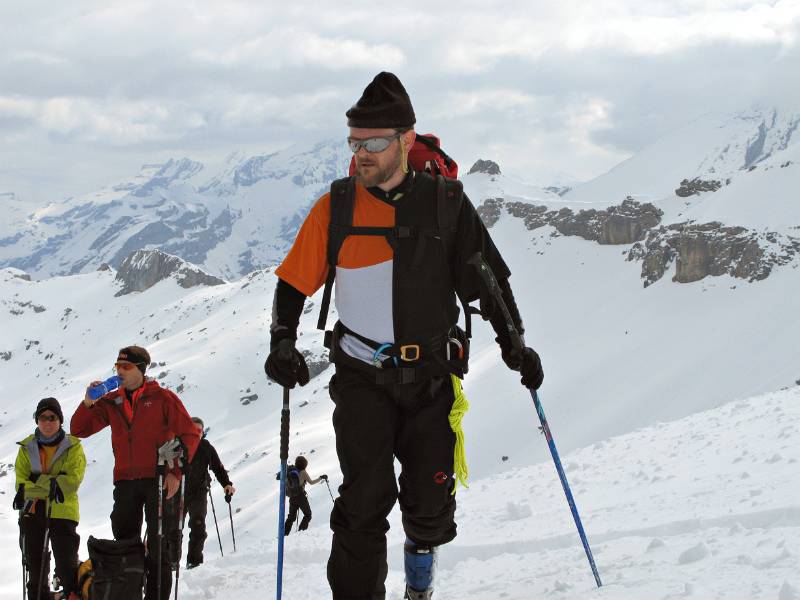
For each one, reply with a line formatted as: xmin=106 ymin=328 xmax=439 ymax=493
xmin=34 ymin=397 xmax=64 ymax=424
xmin=117 ymin=345 xmax=151 ymax=375
xmin=346 ymin=72 xmax=416 ymax=129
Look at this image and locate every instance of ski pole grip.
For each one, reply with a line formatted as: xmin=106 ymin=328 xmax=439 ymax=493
xmin=467 ymin=252 xmax=525 ymax=353
xmin=280 ymin=387 xmax=290 ymax=461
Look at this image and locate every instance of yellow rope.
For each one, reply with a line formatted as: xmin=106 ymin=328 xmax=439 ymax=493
xmin=400 ymin=136 xmax=409 ymax=174
xmin=448 ymin=374 xmax=470 ymax=495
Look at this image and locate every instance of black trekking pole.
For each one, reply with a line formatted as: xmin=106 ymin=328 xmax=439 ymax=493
xmin=225 ymin=492 xmax=236 ymax=553
xmin=174 ymin=468 xmax=187 ymax=600
xmin=323 ymin=479 xmax=335 ymax=503
xmin=468 ymin=252 xmax=603 ymax=588
xmin=156 ymin=459 xmax=167 ymax=600
xmin=36 ymin=479 xmax=57 ymax=600
xmin=276 ymin=386 xmax=290 ymax=600
xmin=208 ymin=481 xmax=224 ymax=557
xmin=17 ymin=484 xmax=27 ymax=600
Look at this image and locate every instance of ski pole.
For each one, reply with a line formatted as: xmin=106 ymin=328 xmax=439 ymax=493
xmin=18 ymin=484 xmax=27 ymax=600
xmin=324 ymin=479 xmax=335 ymax=503
xmin=277 ymin=386 xmax=290 ymax=600
xmin=225 ymin=492 xmax=236 ymax=553
xmin=36 ymin=479 xmax=57 ymax=600
xmin=468 ymin=252 xmax=602 ymax=588
xmin=156 ymin=461 xmax=166 ymax=600
xmin=208 ymin=482 xmax=224 ymax=556
xmin=174 ymin=467 xmax=187 ymax=600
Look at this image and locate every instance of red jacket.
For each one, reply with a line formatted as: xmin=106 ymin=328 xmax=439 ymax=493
xmin=70 ymin=379 xmax=200 ymax=482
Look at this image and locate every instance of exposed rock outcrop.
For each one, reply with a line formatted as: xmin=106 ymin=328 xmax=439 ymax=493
xmin=627 ymin=224 xmax=800 ymax=287
xmin=488 ymin=197 xmax=663 ymax=245
xmin=115 ymin=249 xmax=225 ymax=296
xmin=479 ymin=196 xmax=800 ymax=287
xmin=675 ymin=178 xmax=723 ymax=197
xmin=468 ymin=160 xmax=501 ymax=176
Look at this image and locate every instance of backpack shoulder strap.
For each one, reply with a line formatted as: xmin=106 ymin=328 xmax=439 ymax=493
xmin=435 ymin=176 xmax=474 ymax=337
xmin=317 ymin=177 xmax=356 ymax=331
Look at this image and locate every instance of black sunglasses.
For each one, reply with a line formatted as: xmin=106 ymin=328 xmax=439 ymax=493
xmin=347 ymin=133 xmax=402 ymax=154
xmin=37 ymin=414 xmax=59 ymax=422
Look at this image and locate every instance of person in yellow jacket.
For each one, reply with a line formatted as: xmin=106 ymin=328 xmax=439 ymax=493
xmin=14 ymin=397 xmax=86 ymax=600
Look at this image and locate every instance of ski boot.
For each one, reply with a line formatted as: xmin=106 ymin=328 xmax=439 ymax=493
xmin=404 ymin=538 xmax=436 ymax=599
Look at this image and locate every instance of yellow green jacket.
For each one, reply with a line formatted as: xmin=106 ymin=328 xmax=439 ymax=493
xmin=15 ymin=432 xmax=86 ymax=522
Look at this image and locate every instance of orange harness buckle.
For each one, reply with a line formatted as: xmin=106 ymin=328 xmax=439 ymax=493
xmin=399 ymin=344 xmax=421 ymax=362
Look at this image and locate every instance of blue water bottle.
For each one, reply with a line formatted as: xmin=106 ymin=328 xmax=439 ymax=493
xmin=88 ymin=376 xmax=122 ymax=400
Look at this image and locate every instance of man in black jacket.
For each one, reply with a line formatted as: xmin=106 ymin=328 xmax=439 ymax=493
xmin=265 ymin=72 xmax=543 ymax=600
xmin=183 ymin=417 xmax=235 ymax=569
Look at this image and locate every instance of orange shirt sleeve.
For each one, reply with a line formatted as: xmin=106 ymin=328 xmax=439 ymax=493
xmin=275 ymin=194 xmax=332 ymax=297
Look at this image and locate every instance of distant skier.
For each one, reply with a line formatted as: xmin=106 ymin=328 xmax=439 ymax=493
xmin=277 ymin=455 xmax=327 ymax=536
xmin=183 ymin=417 xmax=236 ymax=569
xmin=265 ymin=71 xmax=543 ymax=599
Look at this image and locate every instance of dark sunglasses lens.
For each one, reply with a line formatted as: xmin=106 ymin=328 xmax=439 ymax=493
xmin=39 ymin=415 xmax=58 ymax=422
xmin=363 ymin=137 xmax=392 ymax=152
xmin=348 ymin=136 xmax=394 ymax=153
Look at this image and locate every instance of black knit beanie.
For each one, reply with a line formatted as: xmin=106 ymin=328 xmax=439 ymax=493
xmin=117 ymin=345 xmax=151 ymax=374
xmin=346 ymin=72 xmax=416 ymax=129
xmin=34 ymin=397 xmax=64 ymax=424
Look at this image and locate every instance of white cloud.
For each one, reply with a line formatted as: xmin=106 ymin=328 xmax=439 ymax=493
xmin=194 ymin=29 xmax=405 ymax=71
xmin=0 ymin=0 xmax=799 ymax=201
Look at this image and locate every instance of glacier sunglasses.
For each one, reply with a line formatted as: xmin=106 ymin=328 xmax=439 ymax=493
xmin=114 ymin=361 xmax=144 ymax=371
xmin=347 ymin=133 xmax=402 ymax=154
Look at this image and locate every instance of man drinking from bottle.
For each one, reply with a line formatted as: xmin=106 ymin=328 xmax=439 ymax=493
xmin=70 ymin=345 xmax=200 ymax=600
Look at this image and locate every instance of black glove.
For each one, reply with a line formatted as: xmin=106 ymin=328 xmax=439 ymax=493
xmin=265 ymin=338 xmax=310 ymax=389
xmin=13 ymin=485 xmax=25 ymax=511
xmin=321 ymin=474 xmax=328 ymax=481
xmin=501 ymin=344 xmax=544 ymax=390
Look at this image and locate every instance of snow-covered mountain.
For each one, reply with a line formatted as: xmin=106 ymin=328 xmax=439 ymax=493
xmin=1 ymin=102 xmax=800 ymax=599
xmin=0 ymin=140 xmax=353 ymax=281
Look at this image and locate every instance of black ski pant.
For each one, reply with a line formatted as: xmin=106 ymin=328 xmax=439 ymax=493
xmin=326 ymin=359 xmax=457 ymax=600
xmin=185 ymin=492 xmax=208 ymax=565
xmin=284 ymin=493 xmax=312 ymax=535
xmin=19 ymin=509 xmax=80 ymax=598
xmin=111 ymin=478 xmax=180 ymax=600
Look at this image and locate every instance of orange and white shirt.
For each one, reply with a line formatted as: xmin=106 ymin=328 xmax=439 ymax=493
xmin=276 ymin=183 xmax=397 ymax=362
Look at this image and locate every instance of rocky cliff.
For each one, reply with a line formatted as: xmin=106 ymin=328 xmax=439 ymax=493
xmin=115 ymin=249 xmax=226 ymax=296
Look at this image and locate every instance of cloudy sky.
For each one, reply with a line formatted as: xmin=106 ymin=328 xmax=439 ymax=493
xmin=1 ymin=0 xmax=799 ymax=203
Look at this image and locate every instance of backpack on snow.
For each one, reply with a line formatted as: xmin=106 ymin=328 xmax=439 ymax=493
xmin=318 ymin=134 xmax=475 ymax=347
xmin=83 ymin=536 xmax=145 ymax=600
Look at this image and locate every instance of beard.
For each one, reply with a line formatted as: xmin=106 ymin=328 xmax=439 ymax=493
xmin=354 ymin=144 xmax=402 ymax=188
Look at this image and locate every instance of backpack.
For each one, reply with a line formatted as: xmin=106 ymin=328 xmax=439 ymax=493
xmin=285 ymin=465 xmax=303 ymax=498
xmin=347 ymin=133 xmax=458 ymax=178
xmin=77 ymin=558 xmax=93 ymax=600
xmin=318 ymin=134 xmax=473 ymax=343
xmin=85 ymin=536 xmax=145 ymax=600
